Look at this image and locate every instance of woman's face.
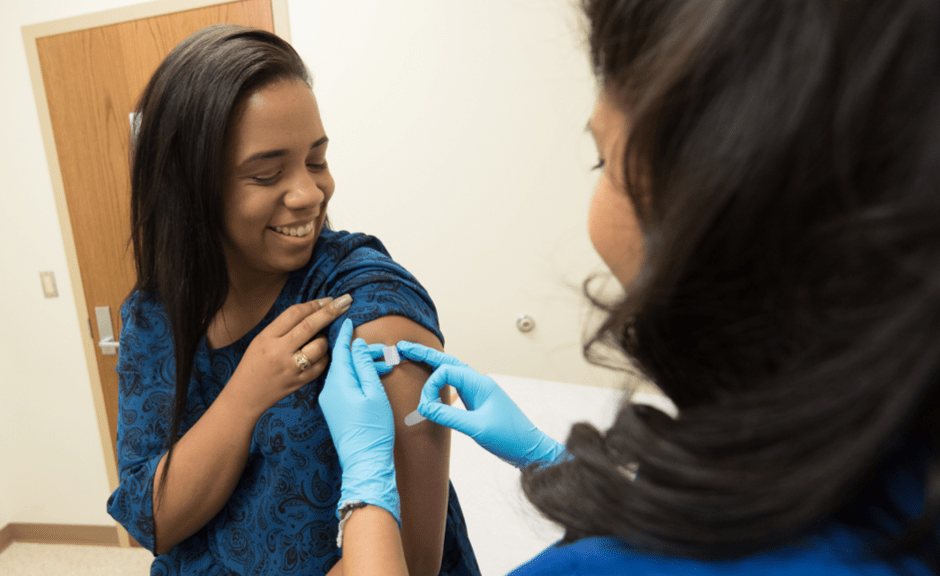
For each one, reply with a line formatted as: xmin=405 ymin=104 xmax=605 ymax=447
xmin=221 ymin=78 xmax=335 ymax=284
xmin=588 ymin=92 xmax=645 ymax=287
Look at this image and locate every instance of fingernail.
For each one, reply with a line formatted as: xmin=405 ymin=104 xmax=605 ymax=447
xmin=317 ymin=296 xmax=334 ymax=306
xmin=333 ymin=294 xmax=352 ymax=312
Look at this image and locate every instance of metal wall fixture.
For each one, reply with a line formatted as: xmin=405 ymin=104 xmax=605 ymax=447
xmin=516 ymin=314 xmax=536 ymax=333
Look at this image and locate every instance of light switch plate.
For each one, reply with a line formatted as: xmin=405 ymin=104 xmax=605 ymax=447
xmin=40 ymin=271 xmax=58 ymax=298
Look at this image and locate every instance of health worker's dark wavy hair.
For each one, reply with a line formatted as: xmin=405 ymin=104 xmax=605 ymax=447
xmin=128 ymin=24 xmax=310 ymax=505
xmin=522 ymin=0 xmax=940 ymax=569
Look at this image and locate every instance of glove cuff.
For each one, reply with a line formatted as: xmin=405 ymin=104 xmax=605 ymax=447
xmin=519 ymin=436 xmax=567 ymax=469
xmin=336 ymin=470 xmax=400 ymax=547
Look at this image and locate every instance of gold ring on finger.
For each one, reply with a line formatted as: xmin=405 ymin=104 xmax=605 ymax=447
xmin=294 ymin=350 xmax=311 ymax=372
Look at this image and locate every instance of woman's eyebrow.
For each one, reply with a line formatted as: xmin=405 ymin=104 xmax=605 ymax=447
xmin=240 ymin=149 xmax=287 ymax=167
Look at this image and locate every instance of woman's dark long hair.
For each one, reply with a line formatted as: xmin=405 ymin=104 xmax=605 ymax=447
xmin=129 ymin=25 xmax=309 ymax=503
xmin=522 ymin=0 xmax=940 ymax=568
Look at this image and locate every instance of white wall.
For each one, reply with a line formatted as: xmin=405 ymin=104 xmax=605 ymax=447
xmin=1 ymin=0 xmax=633 ymax=565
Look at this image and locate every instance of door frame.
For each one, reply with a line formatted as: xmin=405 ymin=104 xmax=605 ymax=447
xmin=22 ymin=0 xmax=290 ymax=547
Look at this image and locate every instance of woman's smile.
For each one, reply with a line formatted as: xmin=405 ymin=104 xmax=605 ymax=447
xmin=269 ymin=220 xmax=316 ymax=238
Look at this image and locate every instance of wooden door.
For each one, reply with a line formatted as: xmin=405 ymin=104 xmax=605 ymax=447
xmin=26 ymin=0 xmax=281 ymax=507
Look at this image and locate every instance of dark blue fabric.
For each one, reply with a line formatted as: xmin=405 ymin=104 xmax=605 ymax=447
xmin=509 ymin=530 xmax=931 ymax=576
xmin=509 ymin=446 xmax=933 ymax=576
xmin=107 ymin=228 xmax=481 ymax=576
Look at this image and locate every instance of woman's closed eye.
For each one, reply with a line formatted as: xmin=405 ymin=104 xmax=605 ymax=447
xmin=251 ymin=172 xmax=282 ymax=186
xmin=307 ymin=161 xmax=328 ymax=171
xmin=592 ymin=158 xmax=606 ymax=171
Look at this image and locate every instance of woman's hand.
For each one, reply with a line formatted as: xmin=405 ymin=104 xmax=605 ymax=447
xmin=150 ymin=295 xmax=353 ymax=554
xmin=227 ymin=295 xmax=352 ymax=419
xmin=397 ymin=341 xmax=567 ymax=469
xmin=320 ymin=319 xmax=401 ymax=526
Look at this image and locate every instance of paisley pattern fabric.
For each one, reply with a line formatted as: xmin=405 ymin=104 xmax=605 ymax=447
xmin=107 ymin=229 xmax=481 ymax=576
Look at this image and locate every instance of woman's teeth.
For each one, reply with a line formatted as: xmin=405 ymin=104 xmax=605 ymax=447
xmin=272 ymin=221 xmax=315 ymax=237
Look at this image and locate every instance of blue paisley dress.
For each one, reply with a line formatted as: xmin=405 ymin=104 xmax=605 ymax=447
xmin=107 ymin=229 xmax=481 ymax=576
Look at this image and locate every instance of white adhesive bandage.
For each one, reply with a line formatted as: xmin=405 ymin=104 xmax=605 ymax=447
xmin=379 ymin=346 xmax=420 ymax=424
xmin=404 ymin=409 xmax=425 ymax=426
xmin=383 ymin=346 xmax=401 ymax=367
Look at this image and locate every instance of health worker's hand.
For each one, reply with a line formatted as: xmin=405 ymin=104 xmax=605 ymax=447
xmin=320 ymin=319 xmax=400 ymax=526
xmin=397 ymin=342 xmax=566 ymax=469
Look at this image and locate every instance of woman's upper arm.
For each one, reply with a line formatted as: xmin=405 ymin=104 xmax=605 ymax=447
xmin=353 ymin=315 xmax=450 ymax=576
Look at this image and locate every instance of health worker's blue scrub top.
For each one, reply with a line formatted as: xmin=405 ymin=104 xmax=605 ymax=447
xmin=510 ymin=442 xmax=933 ymax=575
xmin=107 ymin=228 xmax=481 ymax=576
xmin=509 ymin=531 xmax=930 ymax=575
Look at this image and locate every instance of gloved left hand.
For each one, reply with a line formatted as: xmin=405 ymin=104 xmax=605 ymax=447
xmin=320 ymin=319 xmax=400 ymax=527
xmin=398 ymin=341 xmax=567 ymax=469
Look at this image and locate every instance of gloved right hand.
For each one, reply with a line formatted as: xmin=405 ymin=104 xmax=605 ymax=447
xmin=396 ymin=342 xmax=566 ymax=469
xmin=321 ymin=319 xmax=400 ymax=527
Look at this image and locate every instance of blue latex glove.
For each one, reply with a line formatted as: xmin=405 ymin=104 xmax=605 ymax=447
xmin=366 ymin=342 xmax=396 ymax=376
xmin=320 ymin=319 xmax=400 ymax=526
xmin=397 ymin=341 xmax=566 ymax=469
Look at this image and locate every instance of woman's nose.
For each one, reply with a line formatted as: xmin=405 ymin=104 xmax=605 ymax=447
xmin=284 ymin=171 xmax=326 ymax=209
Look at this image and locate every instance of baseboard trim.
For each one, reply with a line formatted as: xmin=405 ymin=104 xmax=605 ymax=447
xmin=0 ymin=523 xmax=136 ymax=555
xmin=0 ymin=524 xmax=13 ymax=556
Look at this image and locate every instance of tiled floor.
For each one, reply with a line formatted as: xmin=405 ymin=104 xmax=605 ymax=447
xmin=0 ymin=542 xmax=153 ymax=575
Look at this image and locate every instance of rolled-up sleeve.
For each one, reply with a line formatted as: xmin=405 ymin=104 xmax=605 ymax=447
xmin=312 ymin=235 xmax=444 ymax=346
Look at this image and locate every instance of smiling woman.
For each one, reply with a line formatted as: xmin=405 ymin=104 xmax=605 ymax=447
xmin=105 ymin=25 xmax=480 ymax=576
xmin=219 ymin=79 xmax=334 ymax=291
